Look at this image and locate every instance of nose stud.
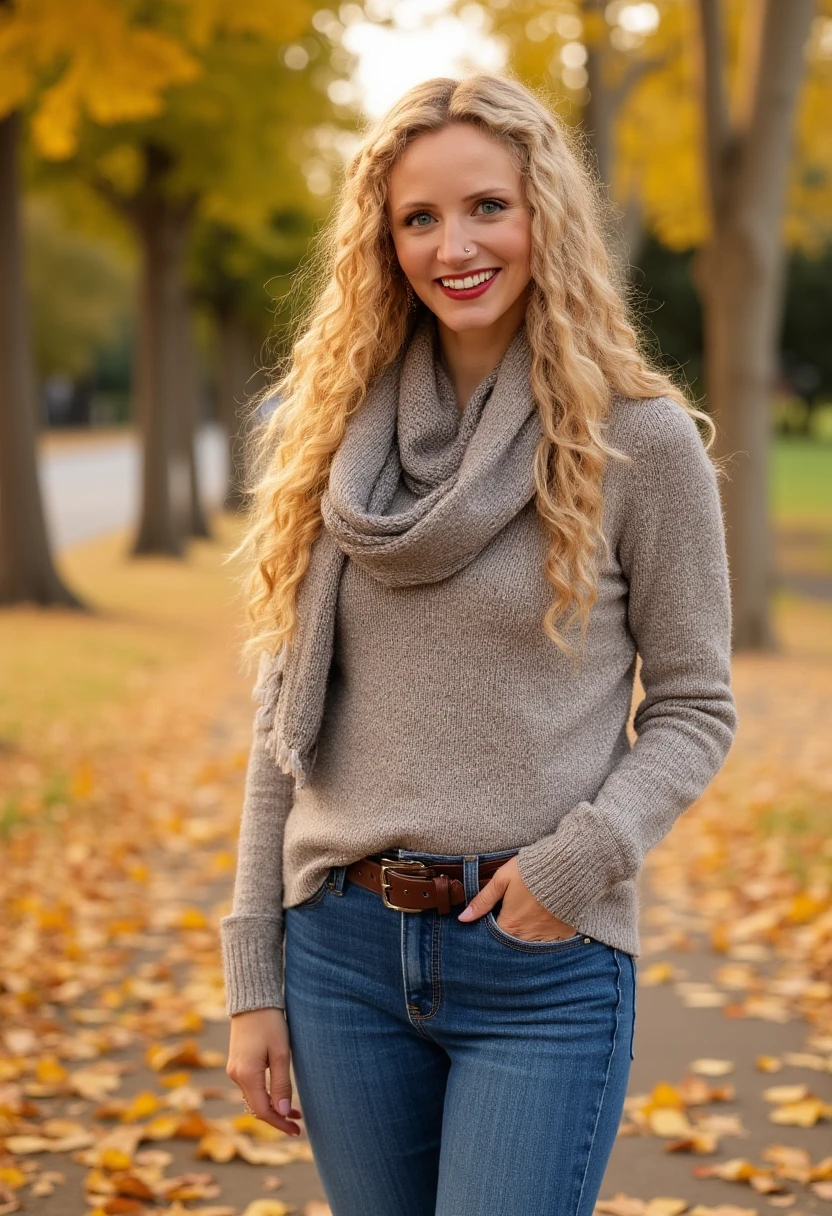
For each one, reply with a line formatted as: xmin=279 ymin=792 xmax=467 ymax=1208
xmin=464 ymin=246 xmax=471 ymax=253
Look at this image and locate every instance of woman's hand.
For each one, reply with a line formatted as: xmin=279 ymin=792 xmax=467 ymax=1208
xmin=457 ymin=855 xmax=578 ymax=941
xmin=226 ymin=1007 xmax=303 ymax=1136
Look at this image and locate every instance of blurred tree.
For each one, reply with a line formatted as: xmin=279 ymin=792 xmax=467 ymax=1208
xmin=25 ymin=195 xmax=133 ymax=380
xmin=63 ymin=3 xmax=325 ymax=555
xmin=694 ymin=0 xmax=815 ymax=649
xmin=189 ymin=205 xmax=324 ymax=510
xmin=0 ymin=0 xmax=197 ymax=603
xmin=0 ymin=105 xmax=83 ymax=605
xmin=1 ymin=0 xmax=333 ymax=573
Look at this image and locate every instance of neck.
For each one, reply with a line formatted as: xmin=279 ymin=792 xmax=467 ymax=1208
xmin=436 ymin=293 xmax=530 ymax=410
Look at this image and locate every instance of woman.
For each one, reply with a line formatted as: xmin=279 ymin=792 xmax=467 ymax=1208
xmin=221 ymin=73 xmax=737 ymax=1216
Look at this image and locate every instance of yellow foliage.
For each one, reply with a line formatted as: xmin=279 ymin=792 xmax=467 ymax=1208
xmin=491 ymin=0 xmax=832 ymax=250
xmin=0 ymin=0 xmax=314 ymax=159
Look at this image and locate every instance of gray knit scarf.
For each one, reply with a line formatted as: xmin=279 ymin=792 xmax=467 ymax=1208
xmin=254 ymin=314 xmax=541 ymax=788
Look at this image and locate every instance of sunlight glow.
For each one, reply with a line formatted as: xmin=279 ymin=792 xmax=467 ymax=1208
xmin=343 ymin=1 xmax=505 ymax=118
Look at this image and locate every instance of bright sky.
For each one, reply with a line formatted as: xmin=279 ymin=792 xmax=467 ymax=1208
xmin=341 ymin=0 xmax=505 ymax=117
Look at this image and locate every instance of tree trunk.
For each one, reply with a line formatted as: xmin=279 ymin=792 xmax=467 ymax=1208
xmin=582 ymin=0 xmax=653 ymax=281
xmin=175 ymin=290 xmax=210 ymax=538
xmin=694 ymin=0 xmax=813 ymax=650
xmin=217 ymin=310 xmax=262 ymax=511
xmin=130 ymin=155 xmax=192 ymax=556
xmin=0 ymin=111 xmax=84 ymax=607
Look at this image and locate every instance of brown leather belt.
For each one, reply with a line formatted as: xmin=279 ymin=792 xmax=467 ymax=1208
xmin=344 ymin=853 xmax=516 ymax=914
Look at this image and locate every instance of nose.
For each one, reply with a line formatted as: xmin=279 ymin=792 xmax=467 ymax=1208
xmin=437 ymin=218 xmax=475 ymax=266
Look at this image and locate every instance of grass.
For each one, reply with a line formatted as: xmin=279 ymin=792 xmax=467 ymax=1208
xmin=771 ymin=435 xmax=832 ymax=525
xmin=0 ymin=511 xmax=248 ymax=748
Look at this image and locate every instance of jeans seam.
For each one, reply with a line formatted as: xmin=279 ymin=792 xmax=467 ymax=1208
xmin=629 ymin=954 xmax=637 ymax=1060
xmin=571 ymin=946 xmax=623 ymax=1216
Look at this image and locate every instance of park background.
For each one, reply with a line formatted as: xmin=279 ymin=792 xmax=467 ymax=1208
xmin=0 ymin=2 xmax=830 ymax=1215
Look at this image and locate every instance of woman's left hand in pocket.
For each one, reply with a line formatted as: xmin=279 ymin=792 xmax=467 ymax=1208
xmin=457 ymin=855 xmax=577 ymax=941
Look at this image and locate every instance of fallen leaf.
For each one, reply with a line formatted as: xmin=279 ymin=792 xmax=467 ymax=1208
xmin=691 ymin=1060 xmax=735 ymax=1077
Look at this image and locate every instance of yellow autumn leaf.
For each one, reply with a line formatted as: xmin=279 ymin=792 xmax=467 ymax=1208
xmin=640 ymin=962 xmax=678 ymax=986
xmin=647 ymin=1083 xmax=685 ymax=1110
xmin=240 ymin=1201 xmax=295 ymax=1216
xmin=770 ymin=1098 xmax=831 ymax=1127
xmin=70 ymin=761 xmax=94 ymax=797
xmin=99 ymin=1148 xmax=133 ymax=1171
xmin=595 ymin=1196 xmax=647 ymax=1216
xmin=690 ymin=1059 xmax=734 ymax=1077
xmin=160 ymin=1071 xmax=191 ymax=1089
xmin=195 ymin=1129 xmax=237 ymax=1163
xmin=120 ymin=1090 xmax=161 ymax=1122
xmin=645 ymin=1201 xmax=688 ymax=1216
xmin=648 ymin=1109 xmax=694 ymax=1138
xmin=763 ymin=1085 xmax=809 ymax=1104
xmin=0 ymin=1166 xmax=27 ymax=1189
xmin=756 ymin=1056 xmax=783 ymax=1073
xmin=696 ymin=1159 xmax=759 ymax=1182
xmin=36 ymin=1054 xmax=69 ymax=1084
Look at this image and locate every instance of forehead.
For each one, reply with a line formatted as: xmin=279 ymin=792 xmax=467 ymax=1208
xmin=387 ymin=123 xmax=520 ymax=207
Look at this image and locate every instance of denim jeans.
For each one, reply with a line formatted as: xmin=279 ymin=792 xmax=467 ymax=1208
xmin=284 ymin=847 xmax=636 ymax=1216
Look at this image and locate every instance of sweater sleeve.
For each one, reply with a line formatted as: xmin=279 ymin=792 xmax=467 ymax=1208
xmin=220 ymin=656 xmax=295 ymax=1016
xmin=515 ymin=398 xmax=738 ymax=930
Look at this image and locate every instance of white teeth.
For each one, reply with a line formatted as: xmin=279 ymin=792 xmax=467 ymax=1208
xmin=440 ymin=269 xmax=497 ymax=290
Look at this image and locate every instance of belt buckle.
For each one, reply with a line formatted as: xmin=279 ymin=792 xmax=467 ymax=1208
xmin=378 ymin=858 xmax=431 ymax=912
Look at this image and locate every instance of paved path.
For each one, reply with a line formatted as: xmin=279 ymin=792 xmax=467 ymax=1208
xmin=37 ymin=423 xmax=228 ymax=551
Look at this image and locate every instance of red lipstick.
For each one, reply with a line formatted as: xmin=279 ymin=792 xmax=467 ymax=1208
xmin=436 ymin=269 xmax=501 ymax=301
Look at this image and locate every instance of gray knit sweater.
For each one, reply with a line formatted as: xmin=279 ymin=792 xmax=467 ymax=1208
xmin=220 ymin=386 xmax=738 ymax=1017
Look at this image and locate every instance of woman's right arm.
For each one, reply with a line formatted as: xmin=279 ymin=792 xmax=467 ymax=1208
xmin=221 ymin=677 xmax=302 ymax=1134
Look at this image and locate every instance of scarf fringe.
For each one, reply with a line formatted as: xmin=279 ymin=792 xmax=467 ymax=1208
xmin=274 ymin=735 xmax=309 ymax=789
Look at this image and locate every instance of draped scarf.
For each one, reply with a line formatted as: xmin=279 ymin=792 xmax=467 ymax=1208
xmin=255 ymin=314 xmax=542 ymax=788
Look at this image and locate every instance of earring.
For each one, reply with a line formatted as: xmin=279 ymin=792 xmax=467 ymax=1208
xmin=405 ymin=280 xmax=416 ymax=309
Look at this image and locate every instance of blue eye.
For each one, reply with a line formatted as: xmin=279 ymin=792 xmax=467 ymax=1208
xmin=407 ymin=212 xmax=433 ymax=228
xmin=477 ymin=199 xmax=505 ymax=215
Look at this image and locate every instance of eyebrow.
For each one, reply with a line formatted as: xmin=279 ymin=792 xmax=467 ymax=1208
xmin=393 ymin=188 xmax=512 ymax=214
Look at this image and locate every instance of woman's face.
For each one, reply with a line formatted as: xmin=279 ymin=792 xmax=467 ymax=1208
xmin=387 ymin=122 xmax=533 ymax=337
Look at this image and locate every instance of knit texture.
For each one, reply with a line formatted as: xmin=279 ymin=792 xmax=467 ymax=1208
xmin=220 ymin=336 xmax=738 ymax=1016
xmin=259 ymin=315 xmax=539 ymax=788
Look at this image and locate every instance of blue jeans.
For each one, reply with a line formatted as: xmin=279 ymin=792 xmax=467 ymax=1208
xmin=284 ymin=847 xmax=636 ymax=1216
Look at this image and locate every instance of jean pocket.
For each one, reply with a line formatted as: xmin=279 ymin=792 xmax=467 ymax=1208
xmin=292 ymin=872 xmax=330 ymax=910
xmin=484 ymin=910 xmax=586 ymax=954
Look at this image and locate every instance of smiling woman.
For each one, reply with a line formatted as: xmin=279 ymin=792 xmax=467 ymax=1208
xmin=388 ymin=123 xmax=532 ymax=405
xmin=221 ymin=72 xmax=737 ymax=1216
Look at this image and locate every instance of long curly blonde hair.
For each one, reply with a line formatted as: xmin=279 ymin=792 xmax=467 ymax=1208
xmin=228 ymin=72 xmax=713 ymax=674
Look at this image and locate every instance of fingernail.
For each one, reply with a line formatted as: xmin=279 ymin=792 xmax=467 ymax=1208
xmin=278 ymin=1098 xmax=291 ymax=1115
xmin=458 ymin=906 xmax=474 ymax=921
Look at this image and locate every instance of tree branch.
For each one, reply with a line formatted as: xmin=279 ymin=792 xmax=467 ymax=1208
xmin=697 ymin=0 xmax=732 ymax=223
xmin=608 ymin=53 xmax=668 ymax=113
xmin=738 ymin=0 xmax=814 ymax=233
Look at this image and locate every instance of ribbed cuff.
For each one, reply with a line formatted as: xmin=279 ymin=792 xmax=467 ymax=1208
xmin=515 ymin=802 xmax=627 ymax=927
xmin=220 ymin=914 xmax=285 ymax=1016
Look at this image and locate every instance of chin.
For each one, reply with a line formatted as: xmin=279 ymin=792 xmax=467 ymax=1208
xmin=430 ymin=303 xmax=505 ymax=332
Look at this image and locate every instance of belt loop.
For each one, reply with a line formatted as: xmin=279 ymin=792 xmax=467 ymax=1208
xmin=329 ymin=865 xmax=347 ymax=895
xmin=462 ymin=856 xmax=479 ymax=903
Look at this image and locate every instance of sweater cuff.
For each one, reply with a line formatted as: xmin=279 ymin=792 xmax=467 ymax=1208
xmin=515 ymin=802 xmax=628 ymax=927
xmin=220 ymin=914 xmax=285 ymax=1016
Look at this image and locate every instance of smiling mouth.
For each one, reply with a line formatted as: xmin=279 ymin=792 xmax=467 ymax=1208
xmin=437 ymin=268 xmax=499 ymax=290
